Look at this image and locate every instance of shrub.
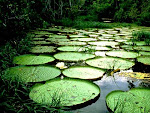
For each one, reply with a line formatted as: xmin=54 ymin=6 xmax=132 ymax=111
xmin=132 ymin=30 xmax=150 ymax=45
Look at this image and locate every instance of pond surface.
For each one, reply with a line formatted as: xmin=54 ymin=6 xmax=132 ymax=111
xmin=6 ymin=26 xmax=150 ymax=112
xmin=72 ymin=74 xmax=141 ymax=113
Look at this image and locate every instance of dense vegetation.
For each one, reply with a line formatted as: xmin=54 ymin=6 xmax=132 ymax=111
xmin=0 ymin=0 xmax=150 ymax=112
xmin=1 ymin=0 xmax=150 ymax=43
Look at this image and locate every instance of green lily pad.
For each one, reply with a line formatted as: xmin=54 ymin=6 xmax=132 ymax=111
xmin=30 ymin=46 xmax=56 ymax=53
xmin=121 ymin=45 xmax=150 ymax=52
xmin=2 ymin=65 xmax=61 ymax=82
xmin=106 ymin=50 xmax=139 ymax=58
xmin=33 ymin=31 xmax=53 ymax=35
xmin=86 ymin=57 xmax=135 ymax=69
xmin=57 ymin=46 xmax=86 ymax=52
xmin=62 ymin=66 xmax=105 ymax=79
xmin=32 ymin=41 xmax=52 ymax=45
xmin=71 ymin=38 xmax=97 ymax=42
xmin=101 ymin=34 xmax=114 ymax=37
xmin=133 ymin=46 xmax=150 ymax=51
xmin=90 ymin=46 xmax=112 ymax=51
xmin=139 ymin=51 xmax=150 ymax=56
xmin=54 ymin=52 xmax=95 ymax=61
xmin=88 ymin=41 xmax=119 ymax=46
xmin=124 ymin=41 xmax=147 ymax=46
xmin=70 ymin=35 xmax=86 ymax=38
xmin=106 ymin=88 xmax=150 ymax=113
xmin=29 ymin=77 xmax=100 ymax=106
xmin=49 ymin=35 xmax=67 ymax=38
xmin=33 ymin=38 xmax=45 ymax=41
xmin=57 ymin=41 xmax=86 ymax=46
xmin=137 ymin=56 xmax=150 ymax=65
xmin=13 ymin=54 xmax=55 ymax=65
xmin=46 ymin=38 xmax=70 ymax=42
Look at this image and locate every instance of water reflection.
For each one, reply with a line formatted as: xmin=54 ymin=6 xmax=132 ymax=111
xmin=71 ymin=74 xmax=141 ymax=113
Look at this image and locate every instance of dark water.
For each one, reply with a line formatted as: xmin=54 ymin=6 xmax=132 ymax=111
xmin=71 ymin=74 xmax=141 ymax=113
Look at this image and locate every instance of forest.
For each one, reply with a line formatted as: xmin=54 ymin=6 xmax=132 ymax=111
xmin=1 ymin=0 xmax=150 ymax=42
xmin=0 ymin=0 xmax=150 ymax=113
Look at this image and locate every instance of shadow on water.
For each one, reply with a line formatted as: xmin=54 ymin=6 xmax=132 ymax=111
xmin=70 ymin=74 xmax=141 ymax=113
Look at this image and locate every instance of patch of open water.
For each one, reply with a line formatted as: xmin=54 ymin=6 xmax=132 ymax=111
xmin=71 ymin=73 xmax=141 ymax=113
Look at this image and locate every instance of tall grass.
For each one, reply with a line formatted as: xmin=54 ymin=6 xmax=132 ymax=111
xmin=132 ymin=30 xmax=150 ymax=45
xmin=0 ymin=33 xmax=70 ymax=112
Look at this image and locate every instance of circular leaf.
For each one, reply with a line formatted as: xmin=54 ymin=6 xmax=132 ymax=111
xmin=57 ymin=41 xmax=86 ymax=46
xmin=137 ymin=56 xmax=150 ymax=65
xmin=106 ymin=88 xmax=150 ymax=113
xmin=3 ymin=65 xmax=61 ymax=82
xmin=62 ymin=66 xmax=105 ymax=79
xmin=30 ymin=46 xmax=56 ymax=53
xmin=13 ymin=54 xmax=55 ymax=65
xmin=86 ymin=57 xmax=135 ymax=69
xmin=29 ymin=78 xmax=100 ymax=106
xmin=57 ymin=46 xmax=85 ymax=52
xmin=106 ymin=50 xmax=139 ymax=58
xmin=54 ymin=52 xmax=95 ymax=61
xmin=88 ymin=41 xmax=119 ymax=46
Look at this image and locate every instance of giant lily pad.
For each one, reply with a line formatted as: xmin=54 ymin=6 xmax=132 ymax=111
xmin=57 ymin=46 xmax=86 ymax=52
xmin=54 ymin=52 xmax=95 ymax=61
xmin=57 ymin=41 xmax=86 ymax=46
xmin=30 ymin=46 xmax=56 ymax=53
xmin=137 ymin=56 xmax=150 ymax=65
xmin=106 ymin=88 xmax=150 ymax=113
xmin=86 ymin=57 xmax=135 ymax=69
xmin=46 ymin=38 xmax=69 ymax=42
xmin=29 ymin=78 xmax=100 ymax=106
xmin=13 ymin=54 xmax=55 ymax=65
xmin=124 ymin=41 xmax=147 ymax=46
xmin=88 ymin=41 xmax=119 ymax=46
xmin=90 ymin=46 xmax=112 ymax=51
xmin=121 ymin=45 xmax=150 ymax=52
xmin=71 ymin=38 xmax=97 ymax=42
xmin=106 ymin=50 xmax=139 ymax=58
xmin=139 ymin=51 xmax=150 ymax=56
xmin=32 ymin=41 xmax=52 ymax=45
xmin=2 ymin=65 xmax=61 ymax=82
xmin=69 ymin=35 xmax=86 ymax=38
xmin=62 ymin=66 xmax=105 ymax=79
xmin=49 ymin=35 xmax=67 ymax=38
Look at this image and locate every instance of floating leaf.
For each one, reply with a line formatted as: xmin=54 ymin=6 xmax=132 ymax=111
xmin=137 ymin=56 xmax=150 ymax=65
xmin=139 ymin=51 xmax=150 ymax=56
xmin=29 ymin=78 xmax=100 ymax=106
xmin=62 ymin=66 xmax=105 ymax=79
xmin=71 ymin=38 xmax=97 ymax=42
xmin=30 ymin=46 xmax=56 ymax=53
xmin=54 ymin=52 xmax=95 ymax=61
xmin=2 ymin=65 xmax=61 ymax=82
xmin=121 ymin=45 xmax=150 ymax=52
xmin=57 ymin=46 xmax=85 ymax=52
xmin=13 ymin=54 xmax=55 ymax=65
xmin=124 ymin=41 xmax=147 ymax=46
xmin=106 ymin=50 xmax=139 ymax=58
xmin=86 ymin=57 xmax=135 ymax=69
xmin=106 ymin=88 xmax=150 ymax=113
xmin=88 ymin=41 xmax=119 ymax=46
xmin=57 ymin=41 xmax=86 ymax=46
xmin=32 ymin=41 xmax=52 ymax=45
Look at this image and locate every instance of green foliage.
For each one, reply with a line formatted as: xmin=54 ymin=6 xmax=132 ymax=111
xmin=132 ymin=31 xmax=150 ymax=45
xmin=59 ymin=18 xmax=112 ymax=29
xmin=0 ymin=79 xmax=69 ymax=113
xmin=0 ymin=33 xmax=33 ymax=71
